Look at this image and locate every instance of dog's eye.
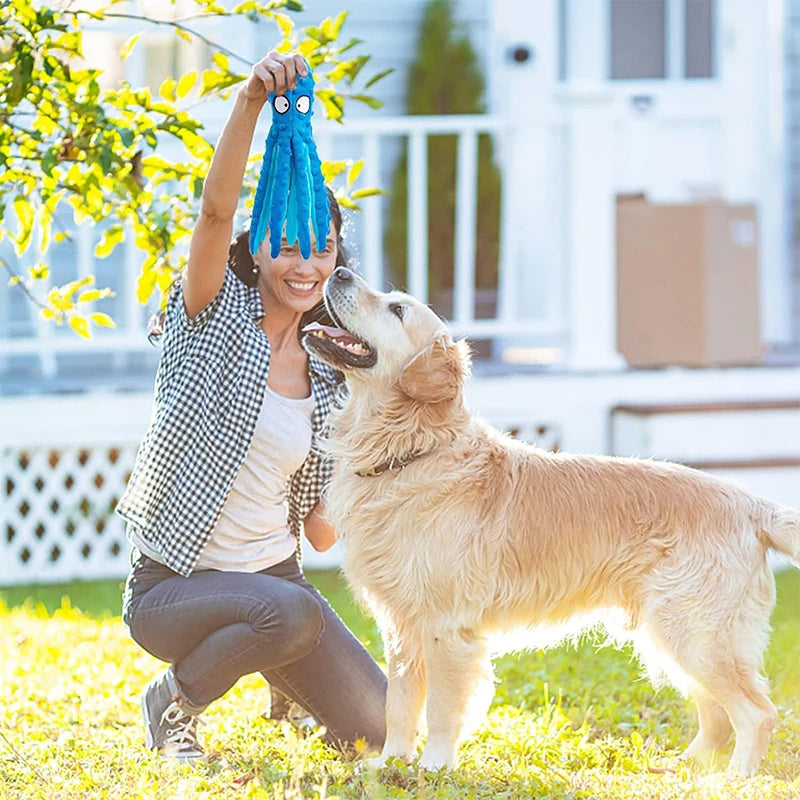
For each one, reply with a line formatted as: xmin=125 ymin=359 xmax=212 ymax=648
xmin=388 ymin=303 xmax=405 ymax=321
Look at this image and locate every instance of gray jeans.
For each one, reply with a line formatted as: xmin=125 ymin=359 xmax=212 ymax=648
xmin=122 ymin=552 xmax=386 ymax=750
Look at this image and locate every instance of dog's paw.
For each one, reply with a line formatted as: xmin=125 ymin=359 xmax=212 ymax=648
xmin=361 ymin=753 xmax=410 ymax=771
xmin=417 ymin=751 xmax=453 ymax=773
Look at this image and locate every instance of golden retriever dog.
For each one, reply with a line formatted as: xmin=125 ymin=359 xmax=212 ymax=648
xmin=303 ymin=267 xmax=800 ymax=776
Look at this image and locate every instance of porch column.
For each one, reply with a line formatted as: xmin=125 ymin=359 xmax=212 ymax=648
xmin=563 ymin=0 xmax=625 ymax=370
xmin=489 ymin=0 xmax=562 ymax=357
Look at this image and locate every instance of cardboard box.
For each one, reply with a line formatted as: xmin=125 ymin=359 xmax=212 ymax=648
xmin=616 ymin=196 xmax=762 ymax=368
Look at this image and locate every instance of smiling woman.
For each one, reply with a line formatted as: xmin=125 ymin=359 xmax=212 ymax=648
xmin=115 ymin=50 xmax=386 ymax=764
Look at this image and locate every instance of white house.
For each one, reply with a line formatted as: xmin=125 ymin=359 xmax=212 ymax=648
xmin=1 ymin=0 xmax=798 ymax=583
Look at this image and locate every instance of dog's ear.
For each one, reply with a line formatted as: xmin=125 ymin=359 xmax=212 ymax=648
xmin=398 ymin=336 xmax=471 ymax=404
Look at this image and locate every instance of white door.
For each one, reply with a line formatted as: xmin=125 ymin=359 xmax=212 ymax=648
xmin=566 ymin=0 xmax=738 ymax=201
xmin=487 ymin=0 xmax=789 ymax=365
xmin=560 ymin=0 xmax=790 ymax=344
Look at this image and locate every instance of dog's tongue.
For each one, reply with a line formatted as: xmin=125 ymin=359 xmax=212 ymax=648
xmin=302 ymin=321 xmax=360 ymax=344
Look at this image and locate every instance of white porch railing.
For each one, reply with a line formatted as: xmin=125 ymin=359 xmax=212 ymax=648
xmin=0 ymin=113 xmax=570 ymax=382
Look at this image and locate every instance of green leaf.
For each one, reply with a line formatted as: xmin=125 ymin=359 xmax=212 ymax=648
xmin=347 ymin=159 xmax=363 ymax=186
xmin=315 ymin=89 xmax=343 ymax=122
xmin=350 ymin=187 xmax=386 ymax=200
xmin=160 ymin=77 xmax=177 ymax=103
xmin=118 ymin=128 xmax=135 ymax=148
xmin=90 ymin=312 xmax=116 ymax=328
xmin=78 ymin=289 xmax=106 ymax=303
xmin=201 ymin=69 xmax=221 ymax=95
xmin=336 ymin=195 xmax=359 ymax=210
xmin=62 ymin=276 xmax=94 ymax=301
xmin=29 ymin=264 xmax=50 ymax=281
xmin=41 ymin=147 xmax=59 ymax=178
xmin=98 ymin=147 xmax=114 ymax=174
xmin=321 ymin=160 xmax=347 ymax=182
xmin=69 ymin=315 xmax=91 ymax=339
xmin=176 ymin=71 xmax=198 ymax=98
xmin=273 ymin=12 xmax=294 ymax=38
xmin=94 ymin=225 xmax=125 ymax=258
xmin=336 ymin=36 xmax=364 ymax=56
xmin=13 ymin=196 xmax=34 ymax=254
xmin=119 ymin=32 xmax=142 ymax=60
xmin=327 ymin=55 xmax=370 ymax=85
xmin=212 ymin=52 xmax=229 ymax=72
xmin=364 ymin=68 xmax=394 ymax=90
xmin=321 ymin=11 xmax=347 ymax=42
xmin=351 ymin=93 xmax=383 ymax=110
xmin=136 ymin=259 xmax=158 ymax=304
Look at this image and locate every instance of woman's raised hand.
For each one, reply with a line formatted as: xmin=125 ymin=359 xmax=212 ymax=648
xmin=240 ymin=51 xmax=309 ymax=104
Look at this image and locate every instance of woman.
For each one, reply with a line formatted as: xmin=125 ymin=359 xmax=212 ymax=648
xmin=117 ymin=51 xmax=387 ymax=762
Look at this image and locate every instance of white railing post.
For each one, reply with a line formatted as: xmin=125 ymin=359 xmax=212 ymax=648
xmin=495 ymin=123 xmax=519 ymax=332
xmin=407 ymin=130 xmax=429 ymax=303
xmin=454 ymin=130 xmax=478 ymax=325
xmin=361 ymin=132 xmax=383 ymax=289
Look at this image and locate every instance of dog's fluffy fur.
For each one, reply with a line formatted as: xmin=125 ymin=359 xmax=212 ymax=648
xmin=304 ymin=269 xmax=800 ymax=775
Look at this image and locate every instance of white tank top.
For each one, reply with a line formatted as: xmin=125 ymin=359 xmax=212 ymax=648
xmin=194 ymin=384 xmax=315 ymax=572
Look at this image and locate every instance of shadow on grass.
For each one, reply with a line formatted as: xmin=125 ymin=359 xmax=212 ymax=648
xmin=0 ymin=568 xmax=376 ymax=632
xmin=0 ymin=577 xmax=126 ymax=618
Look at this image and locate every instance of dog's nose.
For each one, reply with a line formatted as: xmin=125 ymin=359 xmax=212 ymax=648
xmin=331 ymin=267 xmax=354 ymax=283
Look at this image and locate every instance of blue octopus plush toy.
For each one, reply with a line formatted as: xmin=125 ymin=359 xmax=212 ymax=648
xmin=249 ymin=64 xmax=330 ymax=259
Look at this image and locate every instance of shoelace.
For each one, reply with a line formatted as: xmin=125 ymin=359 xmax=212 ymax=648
xmin=160 ymin=701 xmax=200 ymax=752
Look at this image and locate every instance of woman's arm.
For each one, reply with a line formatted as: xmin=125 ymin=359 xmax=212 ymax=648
xmin=303 ymin=501 xmax=337 ymax=552
xmin=182 ymin=52 xmax=308 ymax=319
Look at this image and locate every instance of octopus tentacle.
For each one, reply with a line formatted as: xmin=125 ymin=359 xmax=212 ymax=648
xmin=249 ymin=126 xmax=278 ymax=255
xmin=293 ymin=139 xmax=312 ymax=258
xmin=306 ymin=138 xmax=330 ymax=252
xmin=285 ymin=167 xmax=299 ymax=248
xmin=268 ymin=137 xmax=292 ymax=258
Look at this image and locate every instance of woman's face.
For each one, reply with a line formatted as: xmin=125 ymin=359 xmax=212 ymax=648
xmin=253 ymin=221 xmax=338 ymax=315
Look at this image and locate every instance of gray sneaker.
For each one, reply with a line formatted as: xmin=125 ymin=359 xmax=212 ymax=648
xmin=140 ymin=668 xmax=206 ymax=762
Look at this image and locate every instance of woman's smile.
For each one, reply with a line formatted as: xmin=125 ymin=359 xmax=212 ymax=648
xmin=285 ymin=279 xmax=318 ymax=296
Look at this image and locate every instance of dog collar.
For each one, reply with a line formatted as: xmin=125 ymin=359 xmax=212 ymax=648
xmin=355 ymin=451 xmax=430 ymax=478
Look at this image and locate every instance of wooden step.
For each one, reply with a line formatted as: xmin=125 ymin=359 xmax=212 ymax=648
xmin=610 ymin=400 xmax=800 ymax=510
xmin=610 ymin=399 xmax=800 ymax=464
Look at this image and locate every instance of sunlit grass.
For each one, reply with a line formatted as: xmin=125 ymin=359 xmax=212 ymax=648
xmin=1 ymin=570 xmax=798 ymax=799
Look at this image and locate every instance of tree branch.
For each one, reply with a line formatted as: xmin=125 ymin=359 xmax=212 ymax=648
xmin=1 ymin=259 xmax=47 ymax=311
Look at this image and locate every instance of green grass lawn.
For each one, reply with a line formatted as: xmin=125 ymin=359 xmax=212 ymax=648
xmin=1 ymin=569 xmax=798 ymax=799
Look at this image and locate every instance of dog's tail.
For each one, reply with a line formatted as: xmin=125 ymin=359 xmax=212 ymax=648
xmin=761 ymin=504 xmax=800 ymax=566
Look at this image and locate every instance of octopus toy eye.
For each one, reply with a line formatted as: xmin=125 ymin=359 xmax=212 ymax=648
xmin=295 ymin=95 xmax=311 ymax=114
xmin=274 ymin=96 xmax=290 ymax=114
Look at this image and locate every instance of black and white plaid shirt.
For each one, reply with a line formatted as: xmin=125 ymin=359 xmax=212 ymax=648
xmin=116 ymin=267 xmax=342 ymax=576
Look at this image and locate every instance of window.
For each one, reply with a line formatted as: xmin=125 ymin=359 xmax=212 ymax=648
xmin=610 ymin=0 xmax=666 ymax=80
xmin=610 ymin=0 xmax=715 ymax=80
xmin=684 ymin=0 xmax=714 ymax=79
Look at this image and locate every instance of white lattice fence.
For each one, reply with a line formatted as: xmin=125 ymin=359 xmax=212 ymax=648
xmin=1 ymin=443 xmax=136 ymax=586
